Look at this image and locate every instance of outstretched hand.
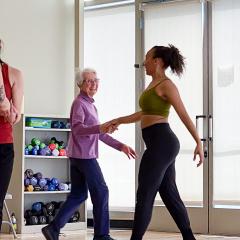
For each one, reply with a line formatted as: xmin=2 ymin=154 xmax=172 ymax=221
xmin=193 ymin=143 xmax=204 ymax=167
xmin=108 ymin=118 xmax=120 ymax=129
xmin=100 ymin=118 xmax=121 ymax=134
xmin=121 ymin=144 xmax=136 ymax=159
xmin=100 ymin=121 xmax=118 ymax=134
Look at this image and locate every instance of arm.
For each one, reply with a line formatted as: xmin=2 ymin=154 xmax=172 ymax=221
xmin=71 ymin=103 xmax=101 ymax=135
xmin=113 ymin=111 xmax=142 ymax=125
xmin=99 ymin=133 xmax=136 ymax=159
xmin=71 ymin=101 xmax=112 ymax=135
xmin=11 ymin=68 xmax=24 ymax=124
xmin=161 ymin=81 xmax=204 ymax=166
xmin=99 ymin=133 xmax=124 ymax=151
xmin=0 ymin=71 xmax=11 ymax=116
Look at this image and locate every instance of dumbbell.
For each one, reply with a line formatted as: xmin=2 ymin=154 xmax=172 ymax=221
xmin=24 ymin=210 xmax=33 ymax=220
xmin=24 ymin=178 xmax=30 ymax=186
xmin=42 ymin=206 xmax=48 ymax=217
xmin=74 ymin=211 xmax=80 ymax=222
xmin=31 ymin=147 xmax=38 ymax=155
xmin=50 ymin=178 xmax=59 ymax=187
xmin=33 ymin=172 xmax=43 ymax=180
xmin=65 ymin=122 xmax=70 ymax=129
xmin=69 ymin=211 xmax=80 ymax=223
xmin=25 ymin=148 xmax=29 ymax=155
xmin=33 ymin=185 xmax=41 ymax=191
xmin=59 ymin=121 xmax=66 ymax=129
xmin=38 ymin=178 xmax=47 ymax=188
xmin=47 ymin=215 xmax=54 ymax=224
xmin=45 ymin=202 xmax=55 ymax=215
xmin=30 ymin=177 xmax=38 ymax=186
xmin=31 ymin=138 xmax=41 ymax=146
xmin=48 ymin=184 xmax=56 ymax=191
xmin=51 ymin=121 xmax=61 ymax=128
xmin=52 ymin=148 xmax=59 ymax=156
xmin=50 ymin=201 xmax=58 ymax=208
xmin=38 ymin=215 xmax=47 ymax=225
xmin=58 ymin=141 xmax=65 ymax=149
xmin=50 ymin=137 xmax=57 ymax=144
xmin=29 ymin=216 xmax=39 ymax=225
xmin=25 ymin=169 xmax=34 ymax=179
xmin=43 ymin=185 xmax=49 ymax=191
xmin=58 ymin=183 xmax=68 ymax=191
xmin=32 ymin=202 xmax=44 ymax=216
xmin=25 ymin=185 xmax=34 ymax=192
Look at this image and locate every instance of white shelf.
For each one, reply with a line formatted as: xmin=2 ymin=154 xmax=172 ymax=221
xmin=25 ymin=127 xmax=71 ymax=132
xmin=25 ymin=155 xmax=68 ymax=159
xmin=24 ymin=114 xmax=70 ymax=119
xmin=9 ymin=115 xmax=86 ymax=234
xmin=22 ymin=222 xmax=86 ymax=234
xmin=24 ymin=190 xmax=70 ymax=195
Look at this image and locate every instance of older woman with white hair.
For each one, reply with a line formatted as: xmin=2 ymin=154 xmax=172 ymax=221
xmin=42 ymin=68 xmax=136 ymax=240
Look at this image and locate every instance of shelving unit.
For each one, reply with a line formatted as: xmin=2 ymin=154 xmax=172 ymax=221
xmin=8 ymin=114 xmax=87 ymax=234
xmin=25 ymin=127 xmax=71 ymax=132
xmin=25 ymin=155 xmax=68 ymax=159
xmin=24 ymin=191 xmax=70 ymax=195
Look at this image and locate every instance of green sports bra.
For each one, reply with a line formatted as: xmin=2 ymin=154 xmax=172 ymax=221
xmin=139 ymin=81 xmax=171 ymax=117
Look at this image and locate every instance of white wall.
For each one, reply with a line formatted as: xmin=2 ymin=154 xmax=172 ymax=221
xmin=0 ymin=0 xmax=75 ymax=116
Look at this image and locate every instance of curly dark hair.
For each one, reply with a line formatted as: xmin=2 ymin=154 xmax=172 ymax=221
xmin=152 ymin=44 xmax=185 ymax=77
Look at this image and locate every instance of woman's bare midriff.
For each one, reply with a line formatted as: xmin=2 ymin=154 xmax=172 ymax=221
xmin=141 ymin=114 xmax=168 ymax=129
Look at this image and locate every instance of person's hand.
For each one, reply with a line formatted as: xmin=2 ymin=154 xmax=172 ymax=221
xmin=11 ymin=104 xmax=21 ymax=125
xmin=100 ymin=121 xmax=118 ymax=134
xmin=121 ymin=144 xmax=137 ymax=159
xmin=0 ymin=99 xmax=11 ymax=119
xmin=108 ymin=118 xmax=120 ymax=129
xmin=13 ymin=111 xmax=21 ymax=125
xmin=193 ymin=143 xmax=204 ymax=167
xmin=4 ymin=103 xmax=18 ymax=125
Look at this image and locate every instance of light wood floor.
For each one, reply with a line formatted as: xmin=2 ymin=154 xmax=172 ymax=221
xmin=1 ymin=230 xmax=240 ymax=240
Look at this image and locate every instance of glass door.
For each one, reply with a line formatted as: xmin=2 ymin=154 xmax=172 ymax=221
xmin=84 ymin=2 xmax=136 ymax=219
xmin=210 ymin=0 xmax=240 ymax=235
xmin=137 ymin=0 xmax=209 ymax=233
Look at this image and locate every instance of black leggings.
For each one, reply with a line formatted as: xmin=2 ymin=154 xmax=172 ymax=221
xmin=0 ymin=143 xmax=14 ymax=231
xmin=131 ymin=123 xmax=195 ymax=240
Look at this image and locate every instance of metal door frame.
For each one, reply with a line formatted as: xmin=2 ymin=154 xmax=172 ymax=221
xmin=208 ymin=0 xmax=240 ymax=235
xmin=135 ymin=0 xmax=211 ymax=234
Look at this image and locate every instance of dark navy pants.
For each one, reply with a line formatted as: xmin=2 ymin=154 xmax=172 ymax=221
xmin=51 ymin=158 xmax=109 ymax=237
xmin=0 ymin=143 xmax=14 ymax=231
xmin=131 ymin=123 xmax=195 ymax=240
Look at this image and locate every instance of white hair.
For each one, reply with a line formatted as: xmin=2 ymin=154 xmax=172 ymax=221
xmin=75 ymin=68 xmax=97 ymax=87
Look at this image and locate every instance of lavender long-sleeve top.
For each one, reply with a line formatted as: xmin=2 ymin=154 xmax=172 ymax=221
xmin=67 ymin=91 xmax=124 ymax=159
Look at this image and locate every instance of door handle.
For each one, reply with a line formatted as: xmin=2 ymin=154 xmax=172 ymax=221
xmin=196 ymin=114 xmax=211 ymax=159
xmin=134 ymin=63 xmax=144 ymax=68
xmin=196 ymin=115 xmax=207 ymax=141
xmin=209 ymin=115 xmax=213 ymax=141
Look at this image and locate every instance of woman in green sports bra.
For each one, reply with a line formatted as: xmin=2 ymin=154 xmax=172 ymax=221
xmin=109 ymin=45 xmax=204 ymax=240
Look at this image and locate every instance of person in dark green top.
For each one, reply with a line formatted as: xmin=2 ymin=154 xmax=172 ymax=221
xmin=109 ymin=45 xmax=204 ymax=240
